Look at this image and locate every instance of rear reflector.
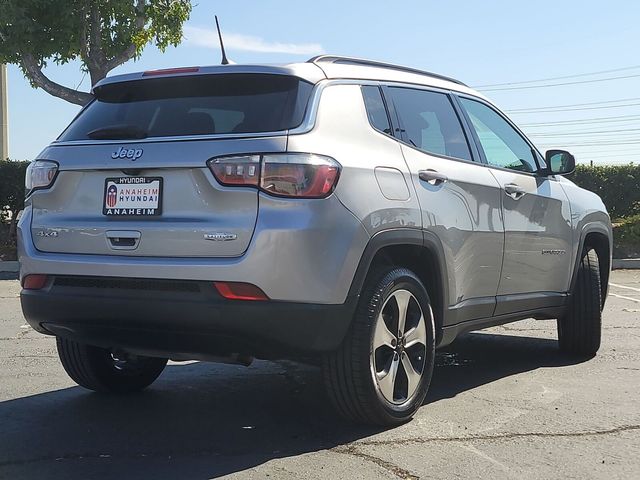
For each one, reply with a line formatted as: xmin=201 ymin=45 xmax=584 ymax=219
xmin=214 ymin=282 xmax=269 ymax=301
xmin=143 ymin=67 xmax=200 ymax=76
xmin=22 ymin=274 xmax=48 ymax=290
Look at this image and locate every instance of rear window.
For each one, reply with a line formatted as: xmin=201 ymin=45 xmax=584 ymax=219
xmin=59 ymin=74 xmax=314 ymax=141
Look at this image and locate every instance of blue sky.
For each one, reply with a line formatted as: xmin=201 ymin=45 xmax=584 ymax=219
xmin=5 ymin=0 xmax=640 ymax=164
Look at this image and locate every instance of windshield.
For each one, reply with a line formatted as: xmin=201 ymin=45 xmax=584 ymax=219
xmin=58 ymin=73 xmax=313 ymax=141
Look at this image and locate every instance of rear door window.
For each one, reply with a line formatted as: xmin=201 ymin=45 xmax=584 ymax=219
xmin=59 ymin=74 xmax=313 ymax=141
xmin=388 ymin=87 xmax=472 ymax=161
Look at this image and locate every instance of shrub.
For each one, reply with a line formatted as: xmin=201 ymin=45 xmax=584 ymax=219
xmin=0 ymin=160 xmax=29 ymax=255
xmin=0 ymin=159 xmax=29 ymax=219
xmin=613 ymin=214 xmax=640 ymax=258
xmin=571 ymin=164 xmax=640 ymax=220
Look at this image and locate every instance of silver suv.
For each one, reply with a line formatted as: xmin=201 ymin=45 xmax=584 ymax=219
xmin=18 ymin=56 xmax=612 ymax=425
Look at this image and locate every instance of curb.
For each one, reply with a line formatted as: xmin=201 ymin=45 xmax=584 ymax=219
xmin=0 ymin=261 xmax=19 ymax=273
xmin=612 ymin=258 xmax=640 ymax=270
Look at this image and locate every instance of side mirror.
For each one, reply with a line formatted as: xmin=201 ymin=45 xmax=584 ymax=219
xmin=545 ymin=149 xmax=575 ymax=176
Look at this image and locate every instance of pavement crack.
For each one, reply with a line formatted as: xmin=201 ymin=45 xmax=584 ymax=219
xmin=356 ymin=424 xmax=640 ymax=447
xmin=0 ymin=450 xmax=194 ymax=468
xmin=0 ymin=337 xmax=41 ymax=341
xmin=1 ymin=355 xmax=57 ymax=358
xmin=332 ymin=444 xmax=419 ymax=479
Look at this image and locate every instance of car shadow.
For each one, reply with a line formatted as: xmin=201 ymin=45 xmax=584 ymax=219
xmin=0 ymin=330 xmax=588 ymax=479
xmin=427 ymin=330 xmax=585 ymax=403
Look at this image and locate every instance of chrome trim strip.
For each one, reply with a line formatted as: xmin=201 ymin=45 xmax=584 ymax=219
xmin=51 ymin=131 xmax=288 ymax=147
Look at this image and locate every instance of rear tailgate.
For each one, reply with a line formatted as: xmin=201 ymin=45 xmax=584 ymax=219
xmin=28 ymin=72 xmax=313 ymax=258
xmin=31 ymin=138 xmax=286 ymax=257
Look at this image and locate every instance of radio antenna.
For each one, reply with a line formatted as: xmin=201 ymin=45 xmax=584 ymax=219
xmin=215 ymin=15 xmax=231 ymax=65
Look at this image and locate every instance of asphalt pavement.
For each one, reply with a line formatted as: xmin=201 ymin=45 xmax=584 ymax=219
xmin=1 ymin=271 xmax=639 ymax=479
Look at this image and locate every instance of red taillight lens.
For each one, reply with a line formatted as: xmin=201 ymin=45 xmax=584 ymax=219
xmin=22 ymin=274 xmax=48 ymax=290
xmin=214 ymin=282 xmax=269 ymax=301
xmin=208 ymin=153 xmax=341 ymax=199
xmin=261 ymin=155 xmax=340 ymax=198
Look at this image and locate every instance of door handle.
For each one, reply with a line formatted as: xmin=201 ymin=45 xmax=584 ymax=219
xmin=504 ymin=183 xmax=526 ymax=200
xmin=418 ymin=169 xmax=448 ymax=185
xmin=106 ymin=230 xmax=141 ymax=250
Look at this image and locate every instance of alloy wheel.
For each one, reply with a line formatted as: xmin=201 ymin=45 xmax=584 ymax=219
xmin=371 ymin=288 xmax=428 ymax=405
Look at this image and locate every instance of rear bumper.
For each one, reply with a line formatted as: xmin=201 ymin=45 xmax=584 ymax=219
xmin=21 ymin=276 xmax=357 ymax=359
xmin=19 ymin=191 xmax=371 ymax=305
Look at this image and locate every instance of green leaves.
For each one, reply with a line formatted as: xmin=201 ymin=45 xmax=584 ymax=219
xmin=0 ymin=0 xmax=192 ymax=104
xmin=0 ymin=159 xmax=29 ymax=218
xmin=0 ymin=159 xmax=28 ymax=254
xmin=144 ymin=0 xmax=193 ymax=52
xmin=612 ymin=214 xmax=640 ymax=258
xmin=572 ymin=164 xmax=640 ymax=220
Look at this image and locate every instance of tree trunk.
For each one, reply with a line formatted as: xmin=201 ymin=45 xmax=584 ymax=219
xmin=20 ymin=53 xmax=93 ymax=106
xmin=9 ymin=0 xmax=148 ymax=107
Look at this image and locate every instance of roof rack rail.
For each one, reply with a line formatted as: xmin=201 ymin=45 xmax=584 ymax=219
xmin=307 ymin=55 xmax=467 ymax=87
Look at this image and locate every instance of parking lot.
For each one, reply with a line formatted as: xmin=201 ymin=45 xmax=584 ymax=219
xmin=1 ymin=270 xmax=639 ymax=479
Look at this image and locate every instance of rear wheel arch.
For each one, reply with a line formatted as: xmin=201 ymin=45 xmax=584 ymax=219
xmin=348 ymin=229 xmax=448 ymax=344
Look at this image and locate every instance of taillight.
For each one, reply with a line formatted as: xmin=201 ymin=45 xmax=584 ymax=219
xmin=261 ymin=154 xmax=340 ymax=198
xmin=25 ymin=160 xmax=58 ymax=196
xmin=207 ymin=153 xmax=341 ymax=199
xmin=208 ymin=155 xmax=260 ymax=186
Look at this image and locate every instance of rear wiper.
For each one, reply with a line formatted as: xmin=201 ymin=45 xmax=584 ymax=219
xmin=87 ymin=125 xmax=148 ymax=140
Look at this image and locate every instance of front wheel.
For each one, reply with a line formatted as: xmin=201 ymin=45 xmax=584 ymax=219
xmin=557 ymin=248 xmax=602 ymax=357
xmin=323 ymin=267 xmax=436 ymax=426
xmin=56 ymin=337 xmax=167 ymax=393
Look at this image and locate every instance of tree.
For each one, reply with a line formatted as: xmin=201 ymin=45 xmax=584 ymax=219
xmin=0 ymin=159 xmax=29 ymax=246
xmin=0 ymin=0 xmax=192 ymax=106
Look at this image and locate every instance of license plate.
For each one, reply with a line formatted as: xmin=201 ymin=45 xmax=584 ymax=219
xmin=103 ymin=177 xmax=163 ymax=216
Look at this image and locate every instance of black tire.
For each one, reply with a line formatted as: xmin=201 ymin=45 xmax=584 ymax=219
xmin=557 ymin=248 xmax=602 ymax=357
xmin=322 ymin=267 xmax=436 ymax=426
xmin=56 ymin=337 xmax=168 ymax=393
